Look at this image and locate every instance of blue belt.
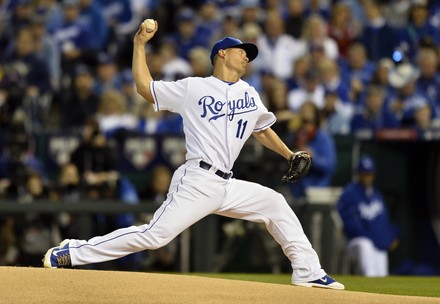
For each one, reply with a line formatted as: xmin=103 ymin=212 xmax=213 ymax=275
xmin=199 ymin=161 xmax=232 ymax=180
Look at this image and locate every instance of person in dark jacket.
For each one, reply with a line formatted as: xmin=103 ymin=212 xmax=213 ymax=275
xmin=350 ymin=85 xmax=400 ymax=137
xmin=359 ymin=0 xmax=400 ymax=62
xmin=289 ymin=101 xmax=337 ymax=200
xmin=337 ymin=155 xmax=400 ymax=276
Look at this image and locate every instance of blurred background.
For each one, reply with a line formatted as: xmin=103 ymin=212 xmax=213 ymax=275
xmin=0 ymin=0 xmax=440 ymax=276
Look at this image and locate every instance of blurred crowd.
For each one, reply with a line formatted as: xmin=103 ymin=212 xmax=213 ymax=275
xmin=1 ymin=0 xmax=440 ymax=270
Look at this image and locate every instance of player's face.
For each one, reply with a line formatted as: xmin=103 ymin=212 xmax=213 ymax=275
xmin=225 ymin=48 xmax=249 ymax=75
xmin=359 ymin=172 xmax=375 ymax=186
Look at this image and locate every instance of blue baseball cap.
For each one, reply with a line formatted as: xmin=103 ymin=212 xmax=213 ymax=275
xmin=357 ymin=156 xmax=376 ymax=173
xmin=210 ymin=37 xmax=258 ymax=65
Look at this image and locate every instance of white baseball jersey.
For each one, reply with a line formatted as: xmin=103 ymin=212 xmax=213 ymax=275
xmin=151 ymin=76 xmax=276 ymax=172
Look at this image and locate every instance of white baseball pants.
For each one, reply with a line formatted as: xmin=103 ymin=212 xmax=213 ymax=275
xmin=68 ymin=160 xmax=326 ymax=282
xmin=347 ymin=237 xmax=388 ymax=277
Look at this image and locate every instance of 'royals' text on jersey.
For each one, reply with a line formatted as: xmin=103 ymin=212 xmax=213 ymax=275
xmin=151 ymin=76 xmax=276 ymax=171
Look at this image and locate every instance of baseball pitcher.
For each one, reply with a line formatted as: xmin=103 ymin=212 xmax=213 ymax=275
xmin=43 ymin=19 xmax=344 ymax=290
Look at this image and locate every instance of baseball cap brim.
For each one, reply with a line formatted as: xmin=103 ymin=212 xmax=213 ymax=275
xmin=210 ymin=37 xmax=258 ymax=65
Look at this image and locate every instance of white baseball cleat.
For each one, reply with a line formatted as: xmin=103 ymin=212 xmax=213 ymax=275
xmin=292 ymin=275 xmax=345 ymax=290
xmin=43 ymin=239 xmax=72 ymax=268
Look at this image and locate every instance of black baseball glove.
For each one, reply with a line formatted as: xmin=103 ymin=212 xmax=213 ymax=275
xmin=281 ymin=151 xmax=312 ymax=183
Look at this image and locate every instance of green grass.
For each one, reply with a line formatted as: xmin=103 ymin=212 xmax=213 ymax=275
xmin=189 ymin=273 xmax=440 ymax=298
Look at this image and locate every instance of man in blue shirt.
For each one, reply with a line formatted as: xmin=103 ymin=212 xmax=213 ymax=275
xmin=289 ymin=101 xmax=337 ymax=200
xmin=337 ymin=155 xmax=400 ymax=276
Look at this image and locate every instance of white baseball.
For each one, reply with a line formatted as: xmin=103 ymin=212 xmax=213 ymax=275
xmin=142 ymin=19 xmax=156 ymax=33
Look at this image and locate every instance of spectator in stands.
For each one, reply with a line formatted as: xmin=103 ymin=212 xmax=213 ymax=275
xmin=137 ymin=102 xmax=183 ymax=136
xmin=96 ymin=89 xmax=138 ymax=138
xmin=69 ymin=117 xmax=119 ymax=201
xmin=264 ymin=0 xmax=288 ymax=18
xmin=240 ymin=22 xmax=263 ymax=91
xmin=57 ymin=64 xmax=99 ymax=131
xmin=159 ymin=41 xmax=192 ymax=81
xmin=0 ymin=176 xmax=10 ymax=200
xmin=286 ymin=55 xmax=311 ymax=91
xmin=188 ymin=47 xmax=212 ymax=78
xmin=138 ymin=165 xmax=179 ymax=271
xmin=328 ymin=2 xmax=360 ymax=58
xmin=359 ymin=0 xmax=400 ymax=62
xmin=304 ymin=0 xmax=330 ymax=20
xmin=369 ymin=58 xmax=395 ymax=96
xmin=284 ymin=0 xmax=306 ymax=39
xmin=428 ymin=0 xmax=440 ymax=28
xmin=51 ymin=0 xmax=97 ymax=80
xmin=209 ymin=12 xmax=242 ymax=47
xmin=0 ymin=27 xmax=51 ymax=130
xmin=165 ymin=7 xmax=207 ymax=60
xmin=93 ymin=52 xmax=122 ymax=97
xmin=265 ymin=78 xmax=296 ymax=135
xmin=301 ymin=14 xmax=339 ymax=61
xmin=145 ymin=50 xmax=164 ymax=80
xmin=240 ymin=0 xmax=264 ymax=27
xmin=119 ymin=68 xmax=145 ymax=117
xmin=96 ymin=0 xmax=134 ymax=36
xmin=34 ymin=0 xmax=64 ymax=32
xmin=78 ymin=0 xmax=108 ymax=51
xmin=0 ymin=10 xmax=10 ymax=59
xmin=139 ymin=165 xmax=172 ymax=204
xmin=287 ymin=68 xmax=325 ymax=111
xmin=53 ymin=162 xmax=83 ymax=202
xmin=321 ymin=90 xmax=352 ymax=135
xmin=399 ymin=0 xmax=440 ymax=62
xmin=20 ymin=171 xmax=56 ymax=203
xmin=416 ymin=47 xmax=440 ymax=118
xmin=68 ymin=130 xmax=138 ymax=247
xmin=308 ymin=44 xmax=328 ymax=71
xmin=14 ymin=171 xmax=60 ymax=267
xmin=319 ymin=58 xmax=351 ymax=104
xmin=339 ymin=42 xmax=375 ymax=104
xmin=52 ymin=162 xmax=83 ymax=239
xmin=2 ymin=0 xmax=33 ymax=44
xmin=381 ymin=0 xmax=412 ymax=29
xmin=412 ymin=101 xmax=440 ymax=139
xmin=337 ymin=155 xmax=400 ymax=277
xmin=196 ymin=1 xmax=222 ymax=45
xmin=133 ymin=47 xmax=183 ymax=135
xmin=97 ymin=0 xmax=136 ymax=67
xmin=255 ymin=10 xmax=306 ymax=80
xmin=288 ymin=101 xmax=336 ymax=201
xmin=242 ymin=20 xmax=261 ymax=44
xmin=259 ymin=71 xmax=277 ymax=105
xmin=0 ymin=216 xmax=18 ymax=265
xmin=387 ymin=62 xmax=434 ymax=126
xmin=351 ymin=85 xmax=400 ymax=137
xmin=0 ymin=122 xmax=48 ymax=200
xmin=30 ymin=15 xmax=61 ymax=91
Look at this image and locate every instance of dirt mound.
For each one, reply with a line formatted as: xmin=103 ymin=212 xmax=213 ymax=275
xmin=1 ymin=267 xmax=438 ymax=304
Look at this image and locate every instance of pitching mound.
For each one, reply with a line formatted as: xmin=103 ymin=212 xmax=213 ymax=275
xmin=1 ymin=267 xmax=438 ymax=304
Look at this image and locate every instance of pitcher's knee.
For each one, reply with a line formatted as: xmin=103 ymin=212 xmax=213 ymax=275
xmin=144 ymin=230 xmax=177 ymax=250
xmin=263 ymin=189 xmax=284 ymax=201
xmin=270 ymin=191 xmax=289 ymax=207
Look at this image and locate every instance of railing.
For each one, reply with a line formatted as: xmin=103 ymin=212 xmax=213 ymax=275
xmin=0 ymin=200 xmax=219 ymax=273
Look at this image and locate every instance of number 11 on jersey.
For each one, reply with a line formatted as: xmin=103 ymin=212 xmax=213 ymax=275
xmin=236 ymin=119 xmax=248 ymax=139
